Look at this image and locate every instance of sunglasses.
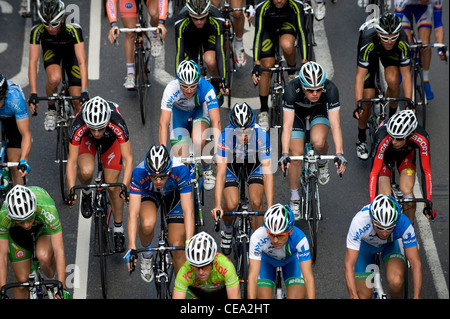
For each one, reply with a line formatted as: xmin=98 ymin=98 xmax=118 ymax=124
xmin=374 ymin=224 xmax=395 ymax=232
xmin=43 ymin=20 xmax=62 ymax=28
xmin=267 ymin=230 xmax=290 ymax=239
xmin=379 ymin=33 xmax=399 ymax=42
xmin=190 ymin=14 xmax=208 ymax=21
xmin=303 ymin=86 xmax=324 ymax=93
xmin=150 ymin=172 xmax=170 ymax=180
xmin=234 ymin=128 xmax=254 ymax=135
xmin=180 ymin=83 xmax=198 ymax=90
xmin=192 ymin=263 xmax=212 ymax=271
xmin=15 ymin=214 xmax=36 ymax=225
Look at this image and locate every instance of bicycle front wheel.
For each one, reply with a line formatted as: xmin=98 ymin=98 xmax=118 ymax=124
xmin=237 ymin=239 xmax=249 ymax=299
xmin=136 ymin=48 xmax=150 ymax=125
xmin=307 ymin=178 xmax=320 ymax=263
xmin=56 ymin=124 xmax=70 ymax=202
xmin=95 ymin=210 xmax=108 ymax=299
xmin=225 ymin=34 xmax=234 ymax=108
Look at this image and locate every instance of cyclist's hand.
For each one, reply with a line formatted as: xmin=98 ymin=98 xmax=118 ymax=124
xmin=423 ymin=205 xmax=436 ymax=220
xmin=334 ymin=153 xmax=347 ymax=175
xmin=157 ymin=25 xmax=167 ymax=42
xmin=252 ymin=64 xmax=261 ymax=86
xmin=211 ymin=207 xmax=223 ymax=221
xmin=18 ymin=160 xmax=31 ymax=176
xmin=28 ymin=93 xmax=39 ymax=114
xmin=437 ymin=46 xmax=447 ymax=62
xmin=80 ymin=90 xmax=89 ymax=104
xmin=246 ymin=5 xmax=256 ymax=24
xmin=65 ymin=190 xmax=77 ymax=206
xmin=108 ymin=25 xmax=119 ymax=44
xmin=278 ymin=153 xmax=291 ymax=173
xmin=352 ymin=107 xmax=363 ymax=120
xmin=123 ymin=248 xmax=138 ymax=272
xmin=119 ymin=187 xmax=129 ymax=201
xmin=220 ymin=81 xmax=229 ymax=96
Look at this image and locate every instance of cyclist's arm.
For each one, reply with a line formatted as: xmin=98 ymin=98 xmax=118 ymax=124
xmin=354 ymin=66 xmax=368 ymax=112
xmin=328 ymin=109 xmax=344 ymax=154
xmin=208 ymin=107 xmax=221 ymax=153
xmin=261 ymin=158 xmax=273 ymax=208
xmin=180 ymin=192 xmax=194 ymax=241
xmin=212 ymin=156 xmax=227 ymax=219
xmin=0 ymin=238 xmax=8 ymax=288
xmin=399 ymin=65 xmax=412 ymax=99
xmin=127 ymin=193 xmax=142 ymax=250
xmin=119 ymin=140 xmax=133 ymax=189
xmin=172 ymin=288 xmax=186 ymax=299
xmin=16 ymin=117 xmax=32 ymax=163
xmin=281 ymin=108 xmax=295 ymax=155
xmin=404 ymin=245 xmax=422 ymax=299
xmin=226 ymin=282 xmax=241 ymax=299
xmin=158 ymin=109 xmax=172 ymax=147
xmin=74 ymin=42 xmax=88 ymax=92
xmin=66 ymin=143 xmax=80 ymax=197
xmin=50 ymin=231 xmax=67 ymax=289
xmin=28 ymin=43 xmax=40 ymax=110
xmin=300 ymin=259 xmax=315 ymax=299
xmin=344 ymin=248 xmax=360 ymax=299
xmin=247 ymin=257 xmax=261 ymax=299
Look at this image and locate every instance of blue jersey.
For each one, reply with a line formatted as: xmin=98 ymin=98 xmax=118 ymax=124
xmin=216 ymin=124 xmax=271 ymax=163
xmin=0 ymin=81 xmax=28 ymax=120
xmin=129 ymin=158 xmax=192 ymax=196
xmin=346 ymin=204 xmax=418 ymax=252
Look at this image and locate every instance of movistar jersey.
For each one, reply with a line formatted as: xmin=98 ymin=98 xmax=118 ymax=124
xmin=0 ymin=80 xmax=28 ymax=120
xmin=174 ymin=253 xmax=239 ymax=294
xmin=0 ymin=186 xmax=62 ymax=239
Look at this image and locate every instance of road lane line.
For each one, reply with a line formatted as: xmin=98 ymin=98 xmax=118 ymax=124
xmin=313 ymin=19 xmax=334 ymax=80
xmin=73 ymin=205 xmax=92 ymax=299
xmin=87 ymin=0 xmax=101 ymax=80
xmin=10 ymin=18 xmax=32 ymax=88
xmin=413 ymin=176 xmax=449 ymax=299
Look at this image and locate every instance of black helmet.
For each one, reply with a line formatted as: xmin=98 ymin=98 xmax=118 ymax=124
xmin=186 ymin=0 xmax=211 ymax=18
xmin=229 ymin=102 xmax=256 ymax=129
xmin=38 ymin=0 xmax=66 ymax=26
xmin=376 ymin=12 xmax=402 ymax=35
xmin=144 ymin=145 xmax=173 ymax=175
xmin=0 ymin=74 xmax=7 ymax=101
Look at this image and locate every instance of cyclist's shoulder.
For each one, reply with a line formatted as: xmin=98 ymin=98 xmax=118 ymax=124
xmin=409 ymin=126 xmax=430 ymax=146
xmin=212 ymin=253 xmax=238 ymax=278
xmin=32 ymin=186 xmax=56 ymax=206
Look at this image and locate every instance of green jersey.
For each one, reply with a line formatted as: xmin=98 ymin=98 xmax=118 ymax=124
xmin=174 ymin=253 xmax=239 ymax=294
xmin=0 ymin=186 xmax=62 ymax=240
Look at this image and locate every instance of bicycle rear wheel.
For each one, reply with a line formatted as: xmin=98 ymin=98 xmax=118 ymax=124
xmin=225 ymin=34 xmax=234 ymax=108
xmin=307 ymin=178 xmax=320 ymax=263
xmin=413 ymin=68 xmax=427 ymax=129
xmin=95 ymin=208 xmax=110 ymax=299
xmin=270 ymin=92 xmax=283 ymax=157
xmin=56 ymin=124 xmax=70 ymax=202
xmin=136 ymin=47 xmax=150 ymax=125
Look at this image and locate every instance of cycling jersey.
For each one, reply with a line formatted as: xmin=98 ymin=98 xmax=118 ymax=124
xmin=284 ymin=78 xmax=340 ymax=139
xmin=161 ymin=78 xmax=219 ymax=145
xmin=174 ymin=6 xmax=226 ymax=80
xmin=0 ymin=186 xmax=62 ymax=262
xmin=395 ymin=0 xmax=443 ymax=29
xmin=369 ymin=124 xmax=432 ymax=202
xmin=253 ymin=0 xmax=307 ymax=62
xmin=69 ymin=101 xmax=130 ymax=152
xmin=174 ymin=252 xmax=239 ymax=295
xmin=106 ymin=0 xmax=168 ymax=24
xmin=0 ymin=81 xmax=28 ymax=120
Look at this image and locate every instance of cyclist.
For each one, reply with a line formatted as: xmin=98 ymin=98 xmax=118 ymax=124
xmin=159 ymin=59 xmax=221 ymax=191
xmin=66 ymin=96 xmax=133 ymax=253
xmin=251 ymin=0 xmax=308 ymax=130
xmin=28 ymin=0 xmax=89 ymax=131
xmin=107 ymin=0 xmax=168 ymax=89
xmin=395 ymin=0 xmax=446 ymax=100
xmin=124 ymin=144 xmax=194 ymax=283
xmin=173 ymin=231 xmax=240 ymax=299
xmin=211 ymin=0 xmax=247 ymax=67
xmin=279 ymin=61 xmax=347 ymax=220
xmin=248 ymin=203 xmax=315 ymax=299
xmin=369 ymin=110 xmax=435 ymax=223
xmin=0 ymin=185 xmax=70 ymax=299
xmin=354 ymin=12 xmax=412 ymax=160
xmin=345 ymin=194 xmax=422 ymax=299
xmin=174 ymin=0 xmax=228 ymax=105
xmin=211 ymin=102 xmax=273 ymax=255
xmin=0 ymin=74 xmax=32 ymax=185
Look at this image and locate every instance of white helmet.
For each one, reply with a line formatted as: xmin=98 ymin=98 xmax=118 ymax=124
xmin=264 ymin=203 xmax=295 ymax=235
xmin=185 ymin=231 xmax=217 ymax=267
xmin=177 ymin=60 xmax=200 ymax=85
xmin=299 ymin=61 xmax=326 ymax=88
xmin=82 ymin=96 xmax=111 ymax=130
xmin=369 ymin=194 xmax=400 ymax=227
xmin=5 ymin=185 xmax=37 ymax=221
xmin=386 ymin=110 xmax=417 ymax=139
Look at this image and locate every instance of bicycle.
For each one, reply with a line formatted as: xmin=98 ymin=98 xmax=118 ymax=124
xmin=175 ymin=144 xmax=213 ymax=233
xmin=129 ymin=200 xmax=185 ymax=299
xmin=68 ymin=144 xmax=128 ymax=299
xmin=214 ymin=165 xmax=264 ymax=299
xmin=303 ymin=1 xmax=316 ymax=61
xmin=356 ymin=96 xmax=414 ymax=159
xmin=36 ymin=73 xmax=78 ymax=203
xmin=289 ymin=115 xmax=340 ymax=263
xmin=114 ymin=0 xmax=161 ymax=125
xmin=0 ymin=229 xmax=65 ymax=299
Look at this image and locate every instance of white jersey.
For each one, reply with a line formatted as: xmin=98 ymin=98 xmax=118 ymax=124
xmin=346 ymin=204 xmax=418 ymax=251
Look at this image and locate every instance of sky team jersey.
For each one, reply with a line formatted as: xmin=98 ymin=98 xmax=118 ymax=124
xmin=0 ymin=186 xmax=62 ymax=240
xmin=174 ymin=253 xmax=239 ymax=294
xmin=216 ymin=124 xmax=271 ymax=163
xmin=161 ymin=78 xmax=219 ymax=113
xmin=346 ymin=204 xmax=417 ymax=251
xmin=0 ymin=81 xmax=28 ymax=120
xmin=129 ymin=157 xmax=192 ymax=196
xmin=249 ymin=226 xmax=311 ymax=263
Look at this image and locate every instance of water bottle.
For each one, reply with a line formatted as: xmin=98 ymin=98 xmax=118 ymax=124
xmin=2 ymin=167 xmax=9 ymax=188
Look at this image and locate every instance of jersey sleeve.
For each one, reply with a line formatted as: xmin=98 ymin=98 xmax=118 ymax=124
xmin=410 ymin=129 xmax=433 ymax=201
xmin=106 ymin=0 xmax=118 ymax=24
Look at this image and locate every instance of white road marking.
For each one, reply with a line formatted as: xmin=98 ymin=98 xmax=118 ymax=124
xmin=87 ymin=0 xmax=101 ymax=80
xmin=73 ymin=203 xmax=92 ymax=299
xmin=9 ymin=17 xmax=32 ymax=88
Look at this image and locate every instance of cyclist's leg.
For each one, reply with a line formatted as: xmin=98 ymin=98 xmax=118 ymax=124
xmin=118 ymin=0 xmax=138 ymax=82
xmin=279 ymin=32 xmax=297 ymax=68
xmin=384 ymin=65 xmax=402 ymax=115
xmin=248 ymin=164 xmax=265 ymax=229
xmin=170 ymin=107 xmax=192 ymax=157
xmin=164 ymin=192 xmax=186 ymax=273
xmin=257 ymin=255 xmax=277 ymax=298
xmin=76 ymin=137 xmax=96 ymax=184
xmin=288 ymin=114 xmax=305 ymax=216
xmin=64 ymin=56 xmax=82 ymax=113
xmin=8 ymin=227 xmax=33 ymax=299
xmin=354 ymin=242 xmax=378 ymax=299
xmin=377 ymin=163 xmax=392 ymax=196
xmin=282 ymin=255 xmax=306 ymax=299
xmin=35 ymin=234 xmax=57 ymax=279
xmin=382 ymin=240 xmax=406 ymax=299
xmin=138 ymin=195 xmax=158 ymax=282
xmin=398 ymin=152 xmax=416 ymax=224
xmin=44 ymin=62 xmax=62 ymax=103
xmin=3 ymin=119 xmax=25 ymax=186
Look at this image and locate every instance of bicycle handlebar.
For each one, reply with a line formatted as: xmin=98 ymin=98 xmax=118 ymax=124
xmin=290 ymin=155 xmax=336 ymax=161
xmin=260 ymin=66 xmax=301 ymax=72
xmin=176 ymin=155 xmax=214 ymax=164
xmin=1 ymin=280 xmax=65 ymax=299
xmin=355 ymin=97 xmax=415 ymax=119
xmin=128 ymin=246 xmax=185 ymax=273
xmin=68 ymin=183 xmax=128 ymax=204
xmin=37 ymin=95 xmax=81 ymax=101
xmin=1 ymin=162 xmax=19 ymax=168
xmin=214 ymin=210 xmax=265 ymax=232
